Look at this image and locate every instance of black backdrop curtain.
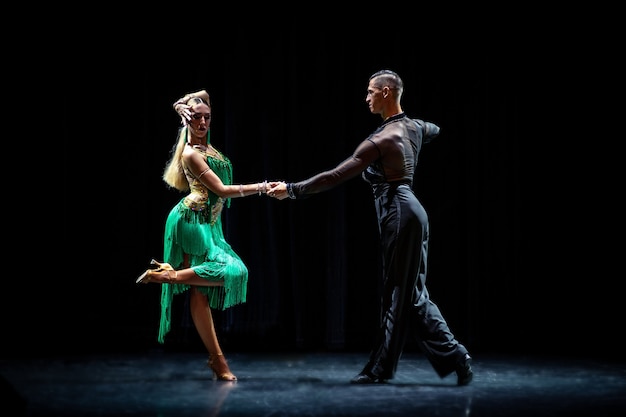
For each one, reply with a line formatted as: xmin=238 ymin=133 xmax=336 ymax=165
xmin=24 ymin=21 xmax=621 ymax=361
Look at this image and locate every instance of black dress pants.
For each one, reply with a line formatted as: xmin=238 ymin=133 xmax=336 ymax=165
xmin=361 ymin=184 xmax=468 ymax=380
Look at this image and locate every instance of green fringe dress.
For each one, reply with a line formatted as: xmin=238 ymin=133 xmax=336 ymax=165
xmin=158 ymin=145 xmax=248 ymax=343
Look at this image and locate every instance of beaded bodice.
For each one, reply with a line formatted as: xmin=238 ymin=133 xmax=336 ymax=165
xmin=182 ymin=145 xmax=233 ymax=224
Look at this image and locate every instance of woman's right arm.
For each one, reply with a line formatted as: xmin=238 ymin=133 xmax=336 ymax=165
xmin=173 ymin=90 xmax=211 ymax=125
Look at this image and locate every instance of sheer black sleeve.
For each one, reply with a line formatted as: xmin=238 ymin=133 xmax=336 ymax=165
xmin=290 ymin=139 xmax=381 ymax=198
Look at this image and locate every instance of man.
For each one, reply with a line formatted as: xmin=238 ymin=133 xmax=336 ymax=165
xmin=269 ymin=70 xmax=473 ymax=385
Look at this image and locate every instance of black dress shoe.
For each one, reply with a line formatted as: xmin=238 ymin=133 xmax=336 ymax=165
xmin=456 ymin=353 xmax=473 ymax=386
xmin=350 ymin=372 xmax=386 ymax=384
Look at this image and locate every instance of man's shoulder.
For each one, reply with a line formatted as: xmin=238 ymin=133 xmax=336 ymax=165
xmin=411 ymin=118 xmax=440 ymax=142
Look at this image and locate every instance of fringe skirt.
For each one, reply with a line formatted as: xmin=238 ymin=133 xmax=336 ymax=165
xmin=157 ymin=199 xmax=248 ymax=343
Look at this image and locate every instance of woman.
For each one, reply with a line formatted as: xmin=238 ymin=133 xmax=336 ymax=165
xmin=137 ymin=90 xmax=273 ymax=381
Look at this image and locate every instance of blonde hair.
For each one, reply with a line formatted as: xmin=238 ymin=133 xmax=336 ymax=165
xmin=163 ymin=90 xmax=211 ymax=191
xmin=162 ymin=127 xmax=190 ymax=191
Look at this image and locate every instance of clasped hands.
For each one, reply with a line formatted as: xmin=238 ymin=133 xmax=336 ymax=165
xmin=266 ymin=182 xmax=290 ymax=200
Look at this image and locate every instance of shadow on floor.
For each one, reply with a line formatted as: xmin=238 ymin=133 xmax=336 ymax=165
xmin=1 ymin=351 xmax=625 ymax=417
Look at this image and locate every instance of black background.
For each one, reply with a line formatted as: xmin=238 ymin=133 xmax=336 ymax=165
xmin=16 ymin=16 xmax=621 ymax=361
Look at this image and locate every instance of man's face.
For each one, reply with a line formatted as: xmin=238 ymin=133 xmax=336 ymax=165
xmin=366 ymin=80 xmax=384 ymax=115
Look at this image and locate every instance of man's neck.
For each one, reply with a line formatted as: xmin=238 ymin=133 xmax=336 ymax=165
xmin=382 ymin=105 xmax=403 ymax=120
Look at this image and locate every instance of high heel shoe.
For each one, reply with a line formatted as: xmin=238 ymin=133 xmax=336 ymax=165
xmin=208 ymin=353 xmax=237 ymax=381
xmin=136 ymin=259 xmax=177 ymax=284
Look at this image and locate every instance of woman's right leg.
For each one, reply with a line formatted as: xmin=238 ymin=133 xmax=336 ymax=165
xmin=137 ymin=259 xmax=224 ymax=286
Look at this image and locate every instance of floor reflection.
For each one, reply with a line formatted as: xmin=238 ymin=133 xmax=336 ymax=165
xmin=1 ymin=351 xmax=625 ymax=416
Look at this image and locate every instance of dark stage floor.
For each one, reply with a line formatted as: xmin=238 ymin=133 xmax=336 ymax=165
xmin=2 ymin=351 xmax=625 ymax=417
